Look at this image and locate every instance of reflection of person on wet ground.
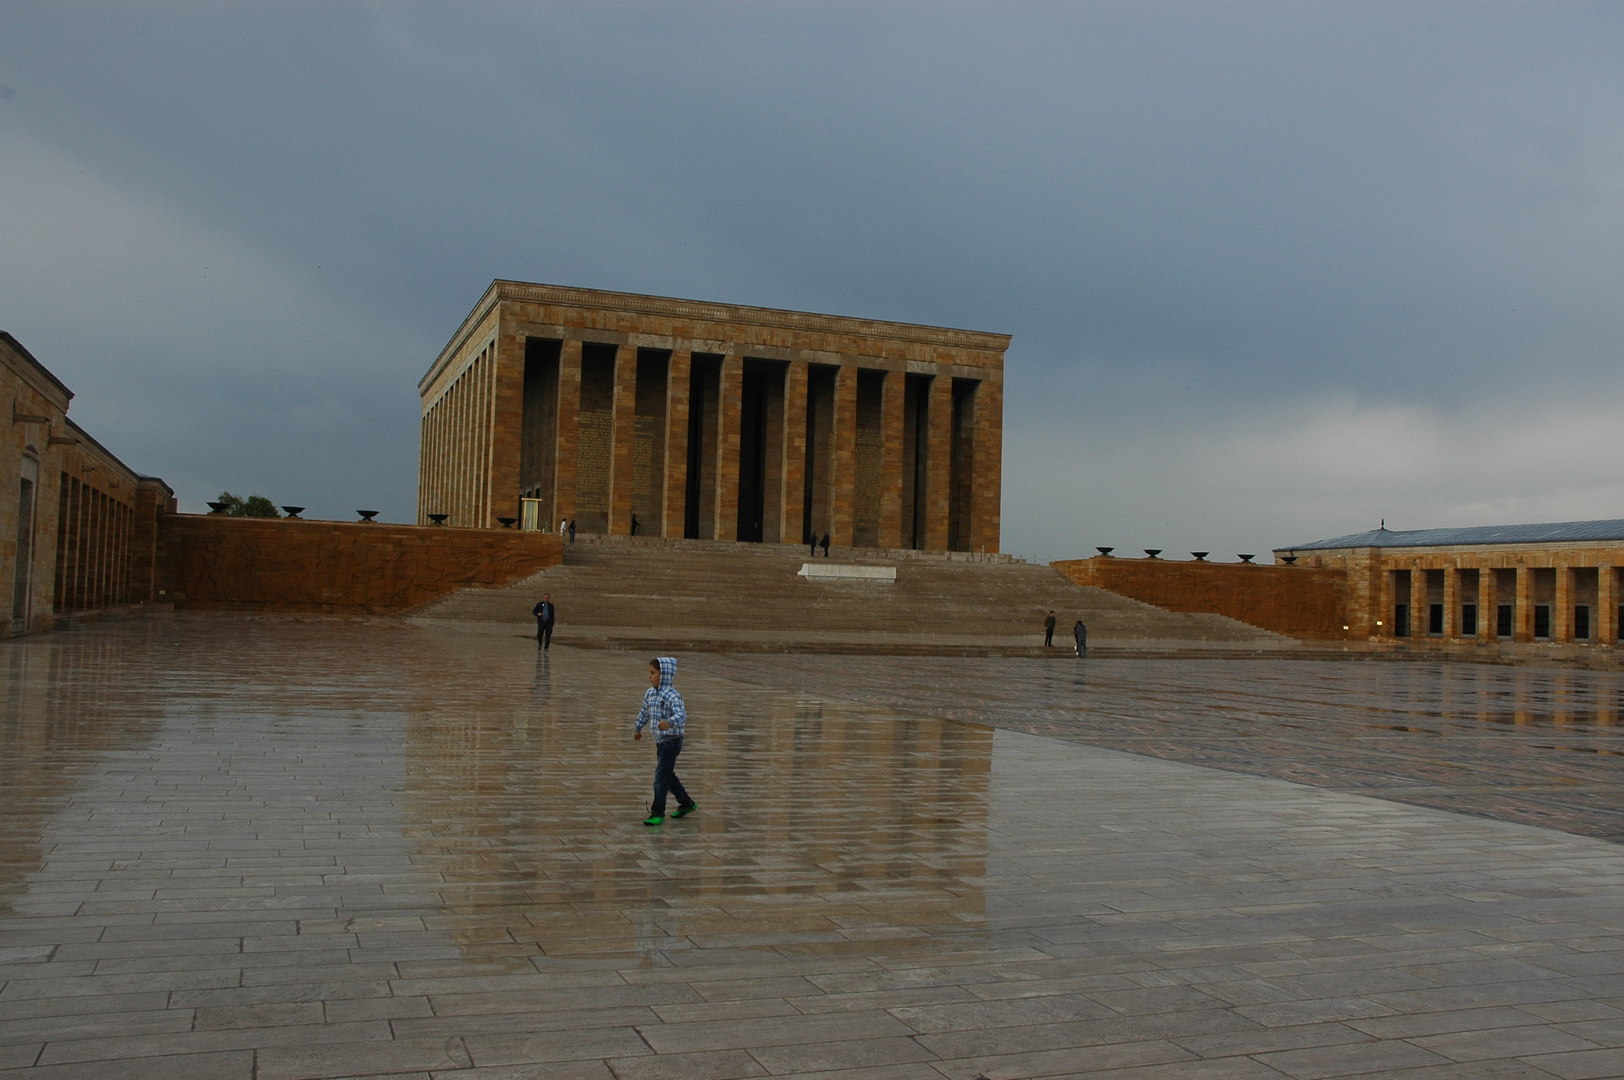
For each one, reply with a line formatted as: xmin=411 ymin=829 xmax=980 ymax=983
xmin=633 ymin=657 xmax=697 ymax=826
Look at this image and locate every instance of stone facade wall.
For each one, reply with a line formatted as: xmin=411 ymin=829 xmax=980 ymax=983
xmin=1295 ymin=541 xmax=1624 ymax=644
xmin=1054 ymin=557 xmax=1351 ymax=639
xmin=157 ymin=516 xmax=562 ymax=614
xmin=0 ymin=334 xmax=171 ymax=638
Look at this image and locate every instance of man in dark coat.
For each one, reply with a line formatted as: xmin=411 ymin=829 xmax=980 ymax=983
xmin=532 ymin=593 xmax=557 ymax=651
xmin=819 ymin=532 xmax=830 ymax=557
xmin=1044 ymin=610 xmax=1057 ymax=647
xmin=1073 ymin=619 xmax=1087 ymax=658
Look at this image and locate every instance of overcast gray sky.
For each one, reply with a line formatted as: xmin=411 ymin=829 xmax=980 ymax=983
xmin=3 ymin=2 xmax=1622 ymax=561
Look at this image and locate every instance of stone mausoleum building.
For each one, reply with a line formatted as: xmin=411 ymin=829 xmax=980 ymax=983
xmin=417 ymin=282 xmax=1008 ymax=552
xmin=1277 ymin=521 xmax=1624 ymax=646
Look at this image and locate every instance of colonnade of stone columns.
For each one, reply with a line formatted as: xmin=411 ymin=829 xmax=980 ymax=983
xmin=499 ymin=336 xmax=997 ymax=553
xmin=417 ymin=342 xmax=497 ymax=529
xmin=1376 ymin=562 xmax=1620 ymax=644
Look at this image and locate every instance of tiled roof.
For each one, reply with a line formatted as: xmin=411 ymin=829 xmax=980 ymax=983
xmin=1279 ymin=520 xmax=1624 ymax=552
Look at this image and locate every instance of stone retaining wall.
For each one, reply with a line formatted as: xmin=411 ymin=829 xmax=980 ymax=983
xmin=1054 ymin=557 xmax=1350 ymax=639
xmin=157 ymin=515 xmax=562 ymax=613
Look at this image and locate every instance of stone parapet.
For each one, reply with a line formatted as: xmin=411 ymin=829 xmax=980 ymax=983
xmin=1054 ymin=556 xmax=1351 ymax=639
xmin=157 ymin=515 xmax=562 ymax=614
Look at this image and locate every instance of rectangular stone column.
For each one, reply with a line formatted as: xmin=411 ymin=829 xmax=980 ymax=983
xmin=970 ymin=377 xmax=1003 ymax=554
xmin=1599 ymin=566 xmax=1617 ymax=644
xmin=553 ymin=340 xmax=582 ymax=529
xmin=878 ymin=369 xmax=905 ymax=549
xmin=1442 ymin=566 xmax=1457 ymax=638
xmin=1408 ymin=569 xmax=1425 ymax=640
xmin=781 ymin=360 xmax=809 ymax=545
xmin=924 ymin=374 xmax=953 ymax=551
xmin=1555 ymin=564 xmax=1572 ymax=642
xmin=608 ymin=344 xmax=639 ymax=535
xmin=1515 ymin=566 xmax=1534 ymax=642
xmin=663 ymin=350 xmax=691 ymax=539
xmin=715 ymin=354 xmax=744 ymax=542
xmin=1479 ymin=565 xmax=1496 ymax=641
xmin=830 ymin=364 xmax=858 ymax=547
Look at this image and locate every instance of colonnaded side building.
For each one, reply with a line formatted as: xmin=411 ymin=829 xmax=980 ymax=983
xmin=1277 ymin=521 xmax=1624 ymax=645
xmin=417 ymin=282 xmax=1009 ymax=552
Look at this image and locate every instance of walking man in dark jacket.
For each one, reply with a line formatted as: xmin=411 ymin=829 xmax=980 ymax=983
xmin=532 ymin=594 xmax=557 ymax=651
xmin=1073 ymin=619 xmax=1087 ymax=658
xmin=1044 ymin=610 xmax=1057 ymax=647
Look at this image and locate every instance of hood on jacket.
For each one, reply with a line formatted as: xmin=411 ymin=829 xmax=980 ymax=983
xmin=655 ymin=656 xmax=677 ymax=689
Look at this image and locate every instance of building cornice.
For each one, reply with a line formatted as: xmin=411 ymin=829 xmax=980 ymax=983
xmin=421 ymin=281 xmax=1012 ymax=394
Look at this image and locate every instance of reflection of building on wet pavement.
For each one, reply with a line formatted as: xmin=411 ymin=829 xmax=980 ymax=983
xmin=400 ymin=655 xmax=990 ymax=962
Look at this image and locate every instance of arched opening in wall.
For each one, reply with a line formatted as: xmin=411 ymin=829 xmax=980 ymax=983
xmin=519 ymin=337 xmax=561 ymax=528
xmin=902 ymin=374 xmax=931 ymax=549
xmin=736 ymin=359 xmax=786 ymax=544
xmin=949 ymin=379 xmax=978 ymax=552
xmin=684 ymin=355 xmax=721 ymax=540
xmin=631 ymin=349 xmax=670 ymax=538
xmin=852 ymin=370 xmax=885 ymax=548
xmin=573 ymin=343 xmax=617 ymax=535
xmin=802 ymin=365 xmax=836 ymax=545
xmin=12 ymin=453 xmax=37 ymax=631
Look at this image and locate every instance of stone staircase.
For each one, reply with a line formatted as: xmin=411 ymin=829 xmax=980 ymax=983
xmin=409 ymin=534 xmax=1296 ymax=656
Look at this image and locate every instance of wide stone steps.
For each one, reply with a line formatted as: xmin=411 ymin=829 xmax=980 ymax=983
xmin=410 ymin=535 xmax=1291 ymax=654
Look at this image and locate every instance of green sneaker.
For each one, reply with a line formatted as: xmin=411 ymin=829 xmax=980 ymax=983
xmin=671 ymin=802 xmax=697 ymax=819
xmin=642 ymin=813 xmax=665 ymax=826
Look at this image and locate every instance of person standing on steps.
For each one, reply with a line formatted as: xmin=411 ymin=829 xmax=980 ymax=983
xmin=1073 ymin=619 xmax=1087 ymax=658
xmin=809 ymin=533 xmax=818 ymax=557
xmin=1044 ymin=610 xmax=1057 ymax=647
xmin=819 ymin=532 xmax=830 ymax=557
xmin=532 ymin=593 xmax=556 ymax=651
xmin=559 ymin=517 xmax=567 ymax=536
xmin=630 ymin=513 xmax=640 ymax=537
xmin=568 ymin=519 xmax=576 ymax=545
xmin=633 ymin=657 xmax=696 ymax=826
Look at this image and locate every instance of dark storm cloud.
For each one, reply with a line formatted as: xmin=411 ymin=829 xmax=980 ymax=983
xmin=1 ymin=2 xmax=1621 ymax=555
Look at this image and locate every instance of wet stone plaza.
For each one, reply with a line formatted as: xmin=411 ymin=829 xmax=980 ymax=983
xmin=3 ymin=618 xmax=1624 ymax=1080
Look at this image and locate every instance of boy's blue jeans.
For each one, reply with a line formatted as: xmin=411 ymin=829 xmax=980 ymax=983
xmin=651 ymin=737 xmax=691 ymax=815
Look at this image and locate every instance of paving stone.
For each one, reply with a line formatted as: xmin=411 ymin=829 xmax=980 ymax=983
xmin=3 ymin=619 xmax=1624 ymax=1080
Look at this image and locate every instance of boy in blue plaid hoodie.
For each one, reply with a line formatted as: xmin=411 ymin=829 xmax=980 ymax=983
xmin=633 ymin=657 xmax=697 ymax=825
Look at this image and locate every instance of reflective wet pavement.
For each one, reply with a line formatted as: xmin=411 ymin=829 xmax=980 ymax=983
xmin=1 ymin=616 xmax=1622 ymax=1079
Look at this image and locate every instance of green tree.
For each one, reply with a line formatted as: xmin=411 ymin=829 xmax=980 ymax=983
xmin=215 ymin=491 xmax=280 ymax=518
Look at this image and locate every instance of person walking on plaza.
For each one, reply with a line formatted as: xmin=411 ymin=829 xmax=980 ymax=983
xmin=633 ymin=657 xmax=696 ymax=825
xmin=559 ymin=517 xmax=567 ymax=535
xmin=819 ymin=532 xmax=830 ymax=557
xmin=1044 ymin=610 xmax=1057 ymax=647
xmin=809 ymin=532 xmax=818 ymax=557
xmin=568 ymin=519 xmax=576 ymax=544
xmin=1073 ymin=619 xmax=1087 ymax=658
xmin=631 ymin=513 xmax=640 ymax=536
xmin=532 ymin=593 xmax=556 ymax=651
